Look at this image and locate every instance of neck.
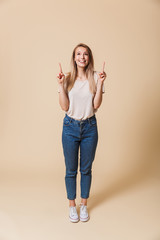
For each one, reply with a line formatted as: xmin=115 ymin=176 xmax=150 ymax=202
xmin=77 ymin=67 xmax=86 ymax=78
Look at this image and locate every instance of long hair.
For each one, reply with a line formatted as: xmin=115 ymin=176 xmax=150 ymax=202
xmin=65 ymin=43 xmax=97 ymax=95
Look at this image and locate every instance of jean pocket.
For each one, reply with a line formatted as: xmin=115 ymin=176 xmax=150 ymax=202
xmin=63 ymin=118 xmax=72 ymax=126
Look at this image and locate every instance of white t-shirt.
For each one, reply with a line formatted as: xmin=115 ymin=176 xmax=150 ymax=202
xmin=58 ymin=71 xmax=105 ymax=120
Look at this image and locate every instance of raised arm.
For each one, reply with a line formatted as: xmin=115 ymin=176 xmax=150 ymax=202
xmin=93 ymin=61 xmax=107 ymax=109
xmin=57 ymin=63 xmax=69 ymax=111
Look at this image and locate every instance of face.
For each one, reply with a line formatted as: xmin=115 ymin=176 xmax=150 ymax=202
xmin=74 ymin=47 xmax=89 ymax=68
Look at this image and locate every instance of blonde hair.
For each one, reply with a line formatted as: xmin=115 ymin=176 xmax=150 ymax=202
xmin=64 ymin=43 xmax=97 ymax=95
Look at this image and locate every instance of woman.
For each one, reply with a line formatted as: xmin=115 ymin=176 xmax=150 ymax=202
xmin=57 ymin=43 xmax=106 ymax=223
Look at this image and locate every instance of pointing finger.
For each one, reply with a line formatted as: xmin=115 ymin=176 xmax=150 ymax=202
xmin=102 ymin=61 xmax=105 ymax=73
xmin=59 ymin=62 xmax=63 ymax=73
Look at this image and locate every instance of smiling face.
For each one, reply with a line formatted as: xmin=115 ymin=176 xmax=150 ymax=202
xmin=74 ymin=47 xmax=89 ymax=68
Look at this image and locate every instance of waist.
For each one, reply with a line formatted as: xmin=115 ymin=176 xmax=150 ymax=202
xmin=65 ymin=114 xmax=96 ymax=123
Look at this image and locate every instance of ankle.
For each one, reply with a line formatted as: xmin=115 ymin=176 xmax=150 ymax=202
xmin=80 ymin=202 xmax=87 ymax=206
xmin=69 ymin=204 xmax=76 ymax=207
xmin=81 ymin=199 xmax=87 ymax=206
xmin=69 ymin=200 xmax=76 ymax=207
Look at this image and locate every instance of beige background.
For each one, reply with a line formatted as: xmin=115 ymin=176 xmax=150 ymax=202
xmin=0 ymin=0 xmax=160 ymax=239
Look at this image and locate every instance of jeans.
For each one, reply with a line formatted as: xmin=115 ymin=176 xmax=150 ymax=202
xmin=62 ymin=114 xmax=98 ymax=200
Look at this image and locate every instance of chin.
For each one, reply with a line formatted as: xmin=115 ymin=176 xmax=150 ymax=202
xmin=78 ymin=65 xmax=87 ymax=68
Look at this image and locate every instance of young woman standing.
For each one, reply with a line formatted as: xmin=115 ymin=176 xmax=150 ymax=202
xmin=57 ymin=43 xmax=106 ymax=223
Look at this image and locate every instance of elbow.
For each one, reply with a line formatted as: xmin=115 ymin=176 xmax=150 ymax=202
xmin=61 ymin=105 xmax=69 ymax=111
xmin=93 ymin=104 xmax=100 ymax=110
xmin=62 ymin=107 xmax=69 ymax=111
xmin=93 ymin=99 xmax=102 ymax=110
xmin=59 ymin=100 xmax=69 ymax=111
xmin=94 ymin=101 xmax=103 ymax=109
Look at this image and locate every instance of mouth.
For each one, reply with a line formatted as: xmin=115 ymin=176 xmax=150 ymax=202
xmin=79 ymin=61 xmax=86 ymax=63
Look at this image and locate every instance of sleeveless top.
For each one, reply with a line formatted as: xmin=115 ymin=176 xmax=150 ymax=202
xmin=58 ymin=71 xmax=105 ymax=120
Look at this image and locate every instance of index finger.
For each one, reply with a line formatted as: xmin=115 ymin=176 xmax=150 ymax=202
xmin=59 ymin=62 xmax=63 ymax=73
xmin=102 ymin=61 xmax=105 ymax=73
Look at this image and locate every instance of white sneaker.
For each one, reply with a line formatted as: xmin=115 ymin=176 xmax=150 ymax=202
xmin=79 ymin=203 xmax=90 ymax=222
xmin=69 ymin=206 xmax=79 ymax=223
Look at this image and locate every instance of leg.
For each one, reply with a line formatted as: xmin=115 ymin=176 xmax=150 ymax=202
xmin=79 ymin=124 xmax=98 ymax=201
xmin=62 ymin=126 xmax=80 ymax=201
xmin=81 ymin=198 xmax=87 ymax=205
xmin=69 ymin=200 xmax=76 ymax=207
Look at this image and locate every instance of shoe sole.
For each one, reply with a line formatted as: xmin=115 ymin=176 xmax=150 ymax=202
xmin=80 ymin=216 xmax=90 ymax=222
xmin=69 ymin=216 xmax=79 ymax=223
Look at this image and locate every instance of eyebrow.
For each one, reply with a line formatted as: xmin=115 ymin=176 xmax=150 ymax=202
xmin=77 ymin=51 xmax=88 ymax=54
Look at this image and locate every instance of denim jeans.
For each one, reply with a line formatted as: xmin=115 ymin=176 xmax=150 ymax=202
xmin=62 ymin=114 xmax=98 ymax=200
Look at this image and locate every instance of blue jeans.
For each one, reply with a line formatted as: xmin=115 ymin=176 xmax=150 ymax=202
xmin=62 ymin=114 xmax=98 ymax=200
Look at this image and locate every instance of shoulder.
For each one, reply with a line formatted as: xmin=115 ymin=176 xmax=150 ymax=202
xmin=64 ymin=72 xmax=71 ymax=82
xmin=64 ymin=72 xmax=68 ymax=77
xmin=93 ymin=70 xmax=100 ymax=76
xmin=93 ymin=71 xmax=100 ymax=82
xmin=64 ymin=72 xmax=70 ymax=76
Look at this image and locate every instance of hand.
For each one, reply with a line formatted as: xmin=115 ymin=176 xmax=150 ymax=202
xmin=98 ymin=61 xmax=107 ymax=83
xmin=57 ymin=63 xmax=65 ymax=85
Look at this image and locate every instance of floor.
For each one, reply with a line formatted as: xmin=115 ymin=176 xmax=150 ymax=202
xmin=0 ymin=170 xmax=160 ymax=240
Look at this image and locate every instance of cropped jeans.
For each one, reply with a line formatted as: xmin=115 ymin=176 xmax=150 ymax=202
xmin=62 ymin=114 xmax=98 ymax=200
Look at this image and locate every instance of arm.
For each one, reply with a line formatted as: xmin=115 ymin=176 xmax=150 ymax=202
xmin=93 ymin=70 xmax=106 ymax=109
xmin=58 ymin=84 xmax=69 ymax=111
xmin=57 ymin=63 xmax=69 ymax=111
xmin=93 ymin=82 xmax=103 ymax=109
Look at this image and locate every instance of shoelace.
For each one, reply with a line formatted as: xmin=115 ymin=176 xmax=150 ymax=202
xmin=79 ymin=203 xmax=87 ymax=213
xmin=70 ymin=206 xmax=77 ymax=216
